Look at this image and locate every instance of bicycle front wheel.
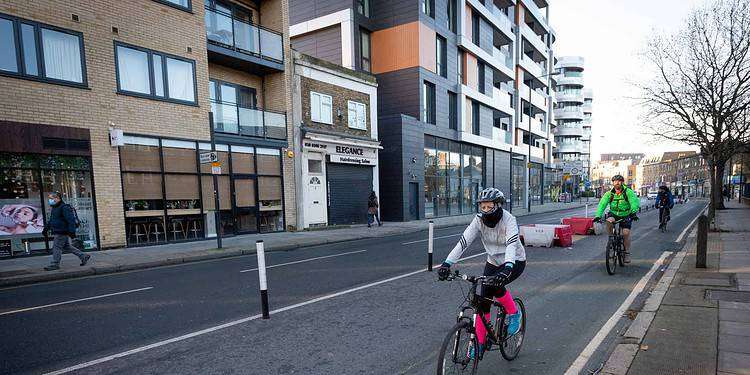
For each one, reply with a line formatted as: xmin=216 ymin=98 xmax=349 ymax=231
xmin=606 ymin=238 xmax=617 ymax=275
xmin=437 ymin=321 xmax=479 ymax=375
xmin=500 ymin=298 xmax=526 ymax=361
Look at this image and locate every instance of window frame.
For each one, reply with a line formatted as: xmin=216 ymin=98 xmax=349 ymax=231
xmin=448 ymin=91 xmax=458 ymax=131
xmin=422 ymin=80 xmax=436 ymax=125
xmin=347 ymin=100 xmax=368 ymax=130
xmin=422 ymin=0 xmax=435 ymax=18
xmin=152 ymin=0 xmax=193 ymax=12
xmin=360 ymin=28 xmax=371 ymax=73
xmin=114 ymin=41 xmax=198 ymax=106
xmin=310 ymin=91 xmax=333 ymax=125
xmin=446 ymin=0 xmax=457 ymax=33
xmin=478 ymin=61 xmax=485 ymax=93
xmin=472 ymin=101 xmax=480 ymax=135
xmin=357 ymin=0 xmax=370 ymax=17
xmin=472 ymin=13 xmax=480 ymax=45
xmin=436 ymin=34 xmax=447 ymax=78
xmin=0 ymin=13 xmax=88 ymax=88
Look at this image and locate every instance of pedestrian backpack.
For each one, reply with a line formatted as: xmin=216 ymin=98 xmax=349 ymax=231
xmin=609 ymin=187 xmax=630 ymax=205
xmin=64 ymin=204 xmax=81 ymax=229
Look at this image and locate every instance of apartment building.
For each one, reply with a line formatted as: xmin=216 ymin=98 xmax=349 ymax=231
xmin=0 ymin=0 xmax=294 ymax=256
xmin=553 ymin=55 xmax=591 ymax=196
xmin=290 ymin=0 xmax=557 ymax=221
xmin=640 ymin=151 xmax=708 ymax=197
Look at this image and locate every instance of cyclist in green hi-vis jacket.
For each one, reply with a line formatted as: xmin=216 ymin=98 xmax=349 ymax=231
xmin=593 ymin=174 xmax=640 ymax=263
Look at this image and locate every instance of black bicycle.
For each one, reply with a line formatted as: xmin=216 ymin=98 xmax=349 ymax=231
xmin=657 ymin=206 xmax=670 ymax=232
xmin=604 ymin=217 xmax=627 ymax=275
xmin=436 ymin=271 xmax=526 ymax=375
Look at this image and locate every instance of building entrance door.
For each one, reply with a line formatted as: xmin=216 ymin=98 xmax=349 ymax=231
xmin=305 ymin=154 xmax=327 ymax=226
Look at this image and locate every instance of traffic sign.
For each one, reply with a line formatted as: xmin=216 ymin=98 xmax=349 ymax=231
xmin=200 ymin=151 xmax=219 ymax=164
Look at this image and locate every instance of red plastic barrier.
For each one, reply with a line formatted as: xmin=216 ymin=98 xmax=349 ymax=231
xmin=553 ymin=225 xmax=573 ymax=247
xmin=561 ymin=217 xmax=595 ymax=235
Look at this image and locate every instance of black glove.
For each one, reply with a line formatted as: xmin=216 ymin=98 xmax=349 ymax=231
xmin=438 ymin=262 xmax=452 ymax=281
xmin=593 ymin=217 xmax=601 ymax=223
xmin=488 ymin=263 xmax=514 ymax=287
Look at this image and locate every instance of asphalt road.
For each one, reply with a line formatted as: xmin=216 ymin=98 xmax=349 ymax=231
xmin=0 ymin=201 xmax=706 ymax=375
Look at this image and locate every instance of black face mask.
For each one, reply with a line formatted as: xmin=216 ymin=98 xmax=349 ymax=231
xmin=480 ymin=205 xmax=503 ymax=228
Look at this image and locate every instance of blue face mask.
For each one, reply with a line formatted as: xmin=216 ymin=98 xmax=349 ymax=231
xmin=48 ymin=199 xmax=56 ymax=206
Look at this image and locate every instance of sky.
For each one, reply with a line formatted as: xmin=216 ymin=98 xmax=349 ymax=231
xmin=550 ymin=0 xmax=704 ymax=161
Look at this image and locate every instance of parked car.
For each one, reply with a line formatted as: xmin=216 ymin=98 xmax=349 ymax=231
xmin=647 ymin=191 xmax=658 ymax=200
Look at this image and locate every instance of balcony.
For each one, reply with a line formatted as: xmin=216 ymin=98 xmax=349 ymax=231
xmin=530 ymin=146 xmax=545 ymax=160
xmin=205 ymin=8 xmax=284 ymax=74
xmin=554 ymin=125 xmax=584 ymax=137
xmin=556 ymin=56 xmax=584 ymax=70
xmin=491 ymin=86 xmax=515 ymax=115
xmin=582 ymin=102 xmax=593 ymax=113
xmin=519 ymin=84 xmax=547 ymax=111
xmin=211 ymin=101 xmax=287 ymax=140
xmin=521 ymin=22 xmax=548 ymax=56
xmin=520 ymin=114 xmax=546 ymax=135
xmin=520 ymin=55 xmax=547 ymax=79
xmin=556 ymin=74 xmax=584 ymax=87
xmin=468 ymin=0 xmax=514 ymax=40
xmin=554 ymin=107 xmax=584 ymax=120
xmin=557 ymin=142 xmax=584 ymax=153
xmin=556 ymin=90 xmax=584 ymax=103
xmin=492 ymin=126 xmax=513 ymax=145
xmin=492 ymin=47 xmax=514 ymax=70
xmin=519 ymin=0 xmax=549 ymax=31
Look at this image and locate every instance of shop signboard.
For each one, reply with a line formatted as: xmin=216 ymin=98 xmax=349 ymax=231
xmin=200 ymin=152 xmax=218 ymax=164
xmin=0 ymin=240 xmax=11 ymax=258
xmin=329 ymin=155 xmax=377 ymax=166
xmin=303 ymin=139 xmax=378 ymax=166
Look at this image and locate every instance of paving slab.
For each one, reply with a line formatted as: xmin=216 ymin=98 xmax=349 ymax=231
xmin=721 ymin=321 xmax=750 ymax=337
xmin=721 ymin=301 xmax=750 ymax=311
xmin=719 ymin=334 xmax=750 ymax=355
xmin=718 ymin=351 xmax=750 ymax=375
xmin=721 ymin=308 xmax=750 ymax=323
xmin=624 ymin=311 xmax=655 ymax=340
xmin=602 ymin=344 xmax=638 ymax=375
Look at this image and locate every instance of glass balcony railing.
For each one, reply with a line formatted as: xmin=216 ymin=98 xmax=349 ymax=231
xmin=205 ymin=8 xmax=284 ymax=63
xmin=211 ymin=101 xmax=287 ymax=140
xmin=492 ymin=127 xmax=513 ymax=144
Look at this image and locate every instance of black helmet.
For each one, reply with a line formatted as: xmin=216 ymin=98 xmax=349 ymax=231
xmin=477 ymin=188 xmax=504 ymax=228
xmin=611 ymin=174 xmax=625 ymax=182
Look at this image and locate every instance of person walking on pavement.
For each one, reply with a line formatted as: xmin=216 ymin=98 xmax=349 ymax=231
xmin=43 ymin=192 xmax=90 ymax=271
xmin=367 ymin=191 xmax=382 ymax=227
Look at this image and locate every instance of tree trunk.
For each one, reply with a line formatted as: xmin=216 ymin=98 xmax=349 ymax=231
xmin=715 ymin=160 xmax=727 ymax=210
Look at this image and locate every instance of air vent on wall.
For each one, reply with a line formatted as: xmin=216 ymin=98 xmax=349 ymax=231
xmin=42 ymin=137 xmax=91 ymax=152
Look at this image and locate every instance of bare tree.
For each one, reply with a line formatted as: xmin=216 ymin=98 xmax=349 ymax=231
xmin=638 ymin=0 xmax=750 ymax=219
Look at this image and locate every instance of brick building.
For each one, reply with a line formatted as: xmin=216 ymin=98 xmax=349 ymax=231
xmin=0 ymin=0 xmax=295 ymax=256
xmin=640 ymin=151 xmax=708 ymax=197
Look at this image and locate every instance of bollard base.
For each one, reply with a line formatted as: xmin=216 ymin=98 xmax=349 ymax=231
xmin=428 ymin=253 xmax=433 ymax=271
xmin=261 ymin=289 xmax=270 ymax=319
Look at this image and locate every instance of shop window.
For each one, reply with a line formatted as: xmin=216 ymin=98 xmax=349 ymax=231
xmin=0 ymin=169 xmax=46 ymax=253
xmin=42 ymin=170 xmax=97 ymax=249
xmin=200 ymin=150 xmax=229 ymax=174
xmin=162 ymin=141 xmax=197 ymax=173
xmin=201 ymin=175 xmax=232 ymax=210
xmin=122 ymin=173 xmax=164 ymax=212
xmin=121 ymin=144 xmax=162 ymax=172
xmin=234 ymin=179 xmax=256 ymax=208
xmin=165 ymin=174 xmax=200 ymax=211
xmin=258 ymin=176 xmax=283 ymax=232
xmin=231 ymin=147 xmax=255 ymax=174
xmin=0 ymin=153 xmax=39 ymax=169
xmin=257 ymin=148 xmax=281 ymax=175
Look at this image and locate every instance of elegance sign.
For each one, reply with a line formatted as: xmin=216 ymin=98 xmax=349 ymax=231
xmin=303 ymin=138 xmax=378 ymax=165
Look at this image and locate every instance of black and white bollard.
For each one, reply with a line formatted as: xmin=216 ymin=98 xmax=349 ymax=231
xmin=256 ymin=240 xmax=270 ymax=319
xmin=696 ymin=215 xmax=708 ymax=268
xmin=428 ymin=220 xmax=434 ymax=271
xmin=585 ymin=203 xmax=589 ymax=218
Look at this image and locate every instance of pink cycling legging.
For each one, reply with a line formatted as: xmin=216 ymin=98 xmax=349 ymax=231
xmin=475 ymin=290 xmax=517 ymax=345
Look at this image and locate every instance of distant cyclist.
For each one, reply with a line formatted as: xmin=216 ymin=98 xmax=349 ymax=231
xmin=593 ymin=175 xmax=640 ymax=263
xmin=655 ymin=185 xmax=674 ymax=230
xmin=437 ymin=187 xmax=525 ymax=358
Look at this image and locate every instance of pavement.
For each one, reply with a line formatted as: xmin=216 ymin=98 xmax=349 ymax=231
xmin=0 ymin=197 xmax=688 ymax=375
xmin=0 ymin=199 xmax=601 ymax=287
xmin=599 ymin=200 xmax=750 ymax=375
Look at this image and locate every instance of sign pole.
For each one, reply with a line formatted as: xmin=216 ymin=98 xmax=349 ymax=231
xmin=209 ymin=113 xmax=222 ymax=249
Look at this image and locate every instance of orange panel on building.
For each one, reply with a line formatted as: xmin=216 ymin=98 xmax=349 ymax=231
xmin=464 ymin=5 xmax=473 ymax=41
xmin=371 ymin=22 xmax=420 ymax=74
xmin=419 ymin=22 xmax=437 ymax=74
xmin=465 ymin=53 xmax=478 ymax=89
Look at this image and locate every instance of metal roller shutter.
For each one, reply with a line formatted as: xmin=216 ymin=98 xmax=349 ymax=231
xmin=327 ymin=163 xmax=373 ymax=225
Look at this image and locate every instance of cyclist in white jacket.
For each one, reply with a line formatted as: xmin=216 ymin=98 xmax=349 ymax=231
xmin=438 ymin=187 xmax=526 ymax=357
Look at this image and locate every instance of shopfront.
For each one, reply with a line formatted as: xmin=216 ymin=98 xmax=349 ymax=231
xmin=300 ymin=133 xmax=380 ymax=227
xmin=0 ymin=123 xmax=98 ymax=257
xmin=120 ymin=135 xmax=284 ymax=247
xmin=424 ymin=136 xmax=484 ymax=218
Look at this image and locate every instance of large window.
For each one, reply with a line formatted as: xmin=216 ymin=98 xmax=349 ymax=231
xmin=478 ymin=61 xmax=485 ymax=93
xmin=422 ymin=0 xmax=435 ymax=18
xmin=424 ymin=136 xmax=483 ymax=218
xmin=472 ymin=101 xmax=480 ymax=135
xmin=347 ymin=101 xmax=367 ymax=130
xmin=154 ymin=0 xmax=191 ymax=11
xmin=423 ymin=81 xmax=436 ymax=125
xmin=436 ymin=35 xmax=447 ymax=78
xmin=448 ymin=91 xmax=458 ymax=130
xmin=115 ymin=42 xmax=197 ymax=104
xmin=0 ymin=13 xmax=86 ymax=86
xmin=209 ymin=79 xmax=258 ymax=135
xmin=472 ymin=13 xmax=480 ymax=45
xmin=360 ymin=28 xmax=371 ymax=72
xmin=511 ymin=157 xmax=526 ymax=209
xmin=446 ymin=0 xmax=457 ymax=33
xmin=310 ymin=91 xmax=333 ymax=124
xmin=357 ymin=0 xmax=370 ymax=17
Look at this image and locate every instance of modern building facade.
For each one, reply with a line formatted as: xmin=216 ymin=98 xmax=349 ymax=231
xmin=0 ymin=0 xmax=295 ymax=256
xmin=553 ymin=55 xmax=590 ymax=196
xmin=640 ymin=151 xmax=708 ymax=197
xmin=291 ymin=51 xmax=380 ymax=228
xmin=290 ymin=0 xmax=558 ymax=221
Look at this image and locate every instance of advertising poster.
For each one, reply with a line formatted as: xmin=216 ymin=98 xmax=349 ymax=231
xmin=0 ymin=199 xmax=45 ymax=236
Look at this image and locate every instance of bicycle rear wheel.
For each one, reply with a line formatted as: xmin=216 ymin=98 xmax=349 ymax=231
xmin=500 ymin=298 xmax=526 ymax=361
xmin=437 ymin=321 xmax=478 ymax=375
xmin=605 ymin=238 xmax=617 ymax=275
xmin=617 ymin=239 xmax=625 ymax=267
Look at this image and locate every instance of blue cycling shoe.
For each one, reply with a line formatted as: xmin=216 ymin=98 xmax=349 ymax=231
xmin=507 ymin=311 xmax=522 ymax=336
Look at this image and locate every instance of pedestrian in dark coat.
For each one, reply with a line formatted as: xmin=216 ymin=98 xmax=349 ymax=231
xmin=367 ymin=191 xmax=382 ymax=227
xmin=43 ymin=192 xmax=90 ymax=271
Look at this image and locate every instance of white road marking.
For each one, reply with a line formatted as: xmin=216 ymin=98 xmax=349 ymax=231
xmin=402 ymin=233 xmax=461 ymax=245
xmin=564 ymin=251 xmax=669 ymax=375
xmin=0 ymin=287 xmax=154 ymax=317
xmin=239 ymin=250 xmax=367 ymax=273
xmin=44 ymin=253 xmax=486 ymax=375
xmin=676 ymin=204 xmax=709 ymax=243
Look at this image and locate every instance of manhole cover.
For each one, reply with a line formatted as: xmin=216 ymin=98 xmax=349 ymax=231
xmin=705 ymin=290 xmax=750 ymax=302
